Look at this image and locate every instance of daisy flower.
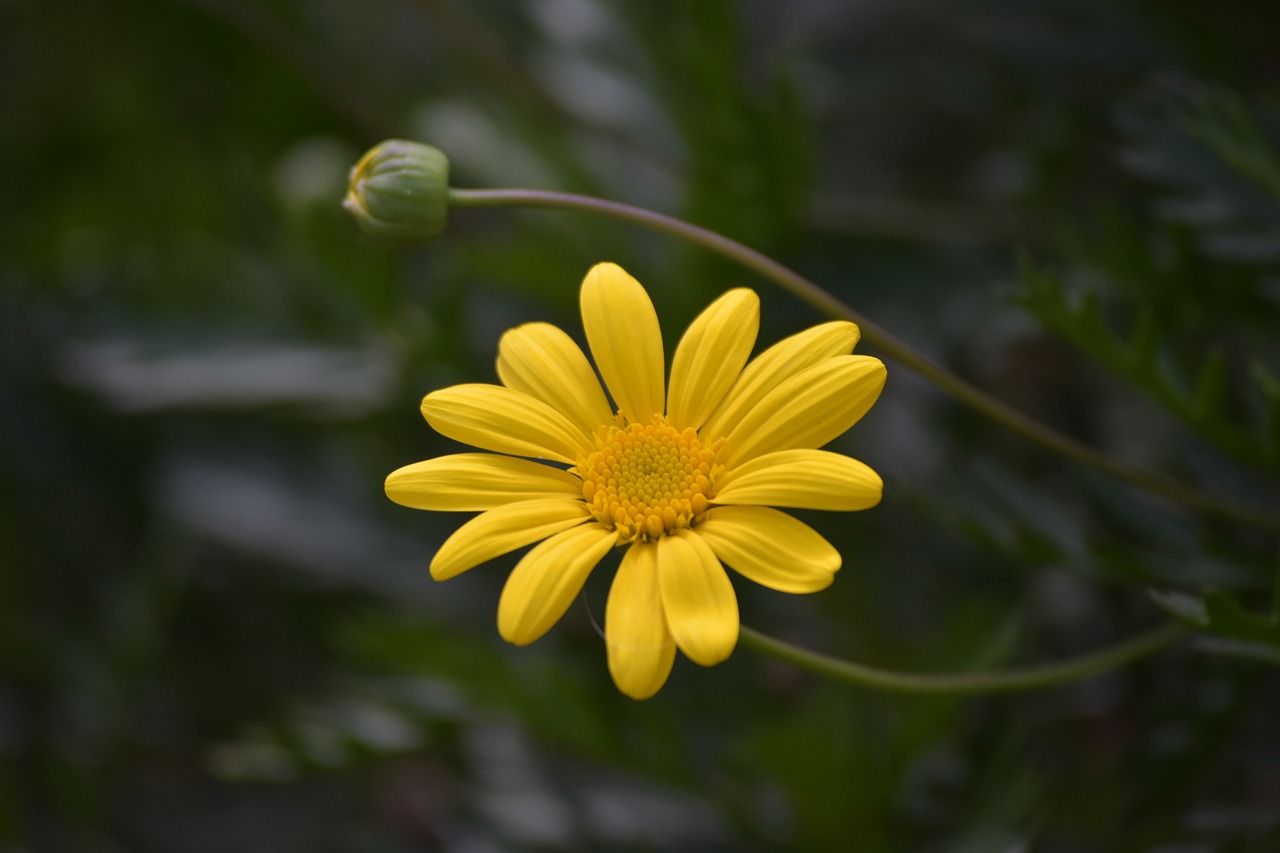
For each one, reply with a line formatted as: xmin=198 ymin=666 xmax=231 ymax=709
xmin=386 ymin=263 xmax=886 ymax=699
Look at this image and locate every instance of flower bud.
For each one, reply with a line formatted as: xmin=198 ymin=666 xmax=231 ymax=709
xmin=344 ymin=140 xmax=450 ymax=244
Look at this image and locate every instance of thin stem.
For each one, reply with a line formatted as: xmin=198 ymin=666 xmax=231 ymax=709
xmin=448 ymin=187 xmax=1280 ymax=533
xmin=738 ymin=623 xmax=1191 ymax=695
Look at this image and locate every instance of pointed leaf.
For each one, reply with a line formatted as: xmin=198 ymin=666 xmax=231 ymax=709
xmin=1192 ymin=350 xmax=1228 ymax=420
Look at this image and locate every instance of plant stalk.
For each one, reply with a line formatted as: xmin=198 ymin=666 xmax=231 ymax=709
xmin=738 ymin=622 xmax=1191 ymax=695
xmin=448 ymin=187 xmax=1280 ymax=533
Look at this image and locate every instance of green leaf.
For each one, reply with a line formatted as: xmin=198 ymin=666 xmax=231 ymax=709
xmin=1149 ymin=589 xmax=1209 ymax=626
xmin=1153 ymin=587 xmax=1280 ymax=664
xmin=1195 ymin=637 xmax=1280 ymax=666
xmin=1181 ymin=88 xmax=1280 ymax=201
xmin=1192 ymin=349 xmax=1228 ymax=420
xmin=1202 ymin=589 xmax=1280 ymax=647
xmin=1252 ymin=361 xmax=1280 ymax=456
xmin=1252 ymin=359 xmax=1280 ymax=399
xmin=1128 ymin=309 xmax=1159 ymax=371
xmin=1016 ymin=255 xmax=1278 ymax=469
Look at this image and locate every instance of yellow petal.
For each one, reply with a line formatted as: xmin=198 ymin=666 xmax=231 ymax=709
xmin=386 ymin=453 xmax=584 ymax=511
xmin=720 ymin=355 xmax=885 ymax=469
xmin=658 ymin=532 xmax=738 ymax=666
xmin=701 ymin=320 xmax=860 ymax=441
xmin=422 ymin=384 xmax=594 ymax=465
xmin=496 ymin=322 xmax=614 ymax=437
xmin=713 ymin=449 xmax=883 ymax=511
xmin=429 ymin=499 xmax=591 ymax=581
xmin=666 ymin=288 xmax=759 ymax=431
xmin=696 ymin=506 xmax=841 ymax=593
xmin=580 ymin=263 xmax=665 ymax=423
xmin=605 ymin=542 xmax=675 ymax=700
xmin=498 ymin=523 xmax=618 ymax=645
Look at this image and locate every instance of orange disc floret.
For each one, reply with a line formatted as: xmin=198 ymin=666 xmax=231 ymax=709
xmin=577 ymin=415 xmax=721 ymax=543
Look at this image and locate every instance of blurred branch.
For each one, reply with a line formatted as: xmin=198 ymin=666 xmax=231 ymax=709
xmin=447 ymin=187 xmax=1280 ymax=532
xmin=177 ymin=0 xmax=677 ymax=171
xmin=808 ymin=192 xmax=1041 ymax=245
xmin=1181 ymin=88 xmax=1280 ymax=202
xmin=739 ymin=622 xmax=1191 ymax=695
xmin=409 ymin=0 xmax=680 ymax=176
xmin=174 ymin=0 xmax=395 ymax=139
xmin=409 ymin=0 xmax=562 ymax=114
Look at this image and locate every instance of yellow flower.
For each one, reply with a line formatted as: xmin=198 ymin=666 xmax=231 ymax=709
xmin=386 ymin=263 xmax=886 ymax=699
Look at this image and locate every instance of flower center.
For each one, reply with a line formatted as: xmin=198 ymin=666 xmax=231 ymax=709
xmin=579 ymin=415 xmax=720 ymax=544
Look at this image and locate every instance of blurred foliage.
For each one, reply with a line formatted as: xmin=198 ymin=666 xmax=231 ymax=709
xmin=2 ymin=0 xmax=1280 ymax=850
xmin=1020 ymin=86 xmax=1280 ymax=472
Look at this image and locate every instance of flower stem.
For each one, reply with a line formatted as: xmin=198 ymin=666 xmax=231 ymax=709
xmin=738 ymin=622 xmax=1191 ymax=695
xmin=447 ymin=187 xmax=1280 ymax=533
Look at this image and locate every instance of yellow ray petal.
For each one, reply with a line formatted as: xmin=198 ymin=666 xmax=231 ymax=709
xmin=605 ymin=542 xmax=676 ymax=700
xmin=666 ymin=288 xmax=759 ymax=431
xmin=422 ymin=384 xmax=594 ymax=465
xmin=713 ymin=449 xmax=883 ymax=511
xmin=580 ymin=263 xmax=665 ymax=423
xmin=386 ymin=453 xmax=584 ymax=512
xmin=696 ymin=506 xmax=841 ymax=593
xmin=429 ymin=499 xmax=592 ymax=581
xmin=720 ymin=355 xmax=885 ymax=469
xmin=496 ymin=322 xmax=614 ymax=437
xmin=657 ymin=532 xmax=738 ymax=666
xmin=498 ymin=523 xmax=618 ymax=645
xmin=701 ymin=320 xmax=860 ymax=441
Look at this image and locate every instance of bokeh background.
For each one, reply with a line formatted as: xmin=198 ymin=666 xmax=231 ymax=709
xmin=4 ymin=0 xmax=1280 ymax=850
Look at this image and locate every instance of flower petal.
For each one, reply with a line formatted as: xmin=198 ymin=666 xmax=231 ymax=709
xmin=666 ymin=288 xmax=759 ymax=431
xmin=720 ymin=355 xmax=885 ymax=469
xmin=696 ymin=506 xmax=841 ymax=593
xmin=605 ymin=542 xmax=676 ymax=700
xmin=498 ymin=522 xmax=618 ymax=645
xmin=658 ymin=532 xmax=738 ymax=666
xmin=713 ymin=449 xmax=883 ymax=511
xmin=422 ymin=384 xmax=594 ymax=465
xmin=580 ymin=263 xmax=665 ymax=423
xmin=496 ymin=322 xmax=614 ymax=438
xmin=386 ymin=453 xmax=583 ymax=511
xmin=701 ymin=320 xmax=860 ymax=441
xmin=430 ymin=499 xmax=592 ymax=581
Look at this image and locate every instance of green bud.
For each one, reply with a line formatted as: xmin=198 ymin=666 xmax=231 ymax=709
xmin=344 ymin=140 xmax=450 ymax=244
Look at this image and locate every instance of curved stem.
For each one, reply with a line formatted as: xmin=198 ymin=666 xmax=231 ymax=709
xmin=448 ymin=187 xmax=1280 ymax=533
xmin=738 ymin=622 xmax=1191 ymax=695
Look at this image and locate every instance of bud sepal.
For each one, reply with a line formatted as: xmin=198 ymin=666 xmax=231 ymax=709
xmin=344 ymin=140 xmax=450 ymax=244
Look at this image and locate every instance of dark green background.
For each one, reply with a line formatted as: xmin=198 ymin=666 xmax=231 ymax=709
xmin=3 ymin=0 xmax=1279 ymax=850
